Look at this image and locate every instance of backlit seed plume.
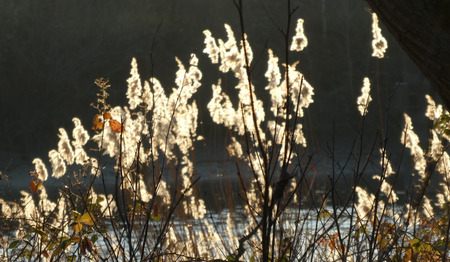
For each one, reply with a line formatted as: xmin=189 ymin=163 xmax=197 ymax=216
xmin=265 ymin=50 xmax=281 ymax=84
xmin=39 ymin=187 xmax=56 ymax=213
xmin=371 ymin=13 xmax=388 ymax=58
xmin=290 ymin=18 xmax=308 ymax=52
xmin=437 ymin=150 xmax=449 ymax=180
xmin=425 ymin=94 xmax=449 ymax=141
xmin=203 ymin=30 xmax=220 ymax=64
xmin=72 ymin=118 xmax=89 ymax=145
xmin=98 ymin=194 xmax=117 ymax=217
xmin=226 ymin=213 xmax=239 ymax=250
xmin=180 ymin=157 xmax=195 ymax=192
xmin=425 ymin=94 xmax=439 ymax=122
xmin=288 ymin=63 xmax=314 ymax=111
xmin=54 ymin=194 xmax=69 ymax=231
xmin=204 ymin=24 xmax=266 ymax=139
xmin=141 ymin=80 xmax=154 ymax=111
xmin=205 ymin=23 xmax=313 ymax=162
xmin=265 ymin=49 xmax=283 ymax=116
xmin=205 ymin=24 xmax=254 ymax=76
xmin=357 ymin=77 xmax=372 ymax=115
xmin=49 ymin=149 xmax=66 ymax=178
xmin=373 ymin=149 xmax=398 ymax=203
xmin=355 ymin=186 xmax=375 ymax=222
xmin=183 ymin=195 xmax=206 ymax=220
xmin=126 ymin=57 xmax=142 ymax=110
xmin=268 ymin=121 xmax=285 ymax=146
xmin=20 ymin=191 xmax=36 ymax=225
xmin=226 ymin=137 xmax=244 ymax=158
xmin=157 ymin=180 xmax=171 ymax=206
xmin=57 ymin=128 xmax=74 ymax=165
xmin=424 ymin=96 xmax=450 ymax=194
xmin=401 ymin=114 xmax=426 ymax=175
xmin=0 ymin=199 xmax=20 ymax=218
xmin=294 ymin=123 xmax=307 ymax=147
xmin=138 ymin=176 xmax=152 ymax=202
xmin=32 ymin=158 xmax=48 ymax=181
xmin=437 ymin=186 xmax=450 ymax=209
xmin=218 ymin=25 xmax=239 ymax=73
xmin=272 ymin=61 xmax=314 ymax=119
xmin=208 ymin=81 xmax=238 ymax=130
xmin=147 ymin=77 xmax=169 ymax=160
xmin=120 ymin=108 xmax=147 ymax=168
xmin=422 ymin=196 xmax=435 ymax=219
xmin=71 ymin=118 xmax=90 ymax=164
xmin=175 ymin=54 xmax=202 ymax=99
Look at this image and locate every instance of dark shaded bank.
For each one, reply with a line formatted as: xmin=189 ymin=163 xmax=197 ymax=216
xmin=0 ymin=0 xmax=436 ymax=160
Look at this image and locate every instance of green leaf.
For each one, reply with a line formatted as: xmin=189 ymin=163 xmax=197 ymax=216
xmin=135 ymin=202 xmax=142 ymax=212
xmin=96 ymin=196 xmax=105 ymax=203
xmin=96 ymin=228 xmax=108 ymax=234
xmin=61 ymin=239 xmax=71 ymax=249
xmin=18 ymin=248 xmax=31 ymax=258
xmin=53 ymin=246 xmax=63 ymax=257
xmin=433 ymin=121 xmax=440 ymax=129
xmin=318 ymin=209 xmax=331 ymax=220
xmin=91 ymin=234 xmax=99 ymax=244
xmin=409 ymin=238 xmax=421 ymax=252
xmin=8 ymin=240 xmax=21 ymax=249
xmin=280 ymin=257 xmax=289 ymax=262
xmin=86 ymin=197 xmax=93 ymax=204
xmin=152 ymin=214 xmax=161 ymax=222
xmin=355 ymin=225 xmax=369 ymax=239
xmin=47 ymin=241 xmax=56 ymax=250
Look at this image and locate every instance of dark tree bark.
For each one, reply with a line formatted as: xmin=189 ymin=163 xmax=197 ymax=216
xmin=365 ymin=0 xmax=450 ymax=109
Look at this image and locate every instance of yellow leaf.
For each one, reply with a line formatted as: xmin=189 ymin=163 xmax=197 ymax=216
xmin=103 ymin=112 xmax=111 ymax=120
xmin=92 ymin=114 xmax=104 ymax=130
xmin=319 ymin=209 xmax=331 ymax=220
xmin=36 ymin=181 xmax=44 ymax=191
xmin=30 ymin=181 xmax=37 ymax=193
xmin=71 ymin=236 xmax=81 ymax=243
xmin=109 ymin=119 xmax=124 ymax=133
xmin=72 ymin=222 xmax=83 ymax=233
xmin=79 ymin=212 xmax=95 ymax=226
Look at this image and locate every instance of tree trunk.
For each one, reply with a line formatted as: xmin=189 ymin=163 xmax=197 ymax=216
xmin=365 ymin=0 xmax=450 ymax=109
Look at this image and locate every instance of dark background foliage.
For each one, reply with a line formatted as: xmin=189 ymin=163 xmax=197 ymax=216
xmin=0 ymin=0 xmax=437 ymax=169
